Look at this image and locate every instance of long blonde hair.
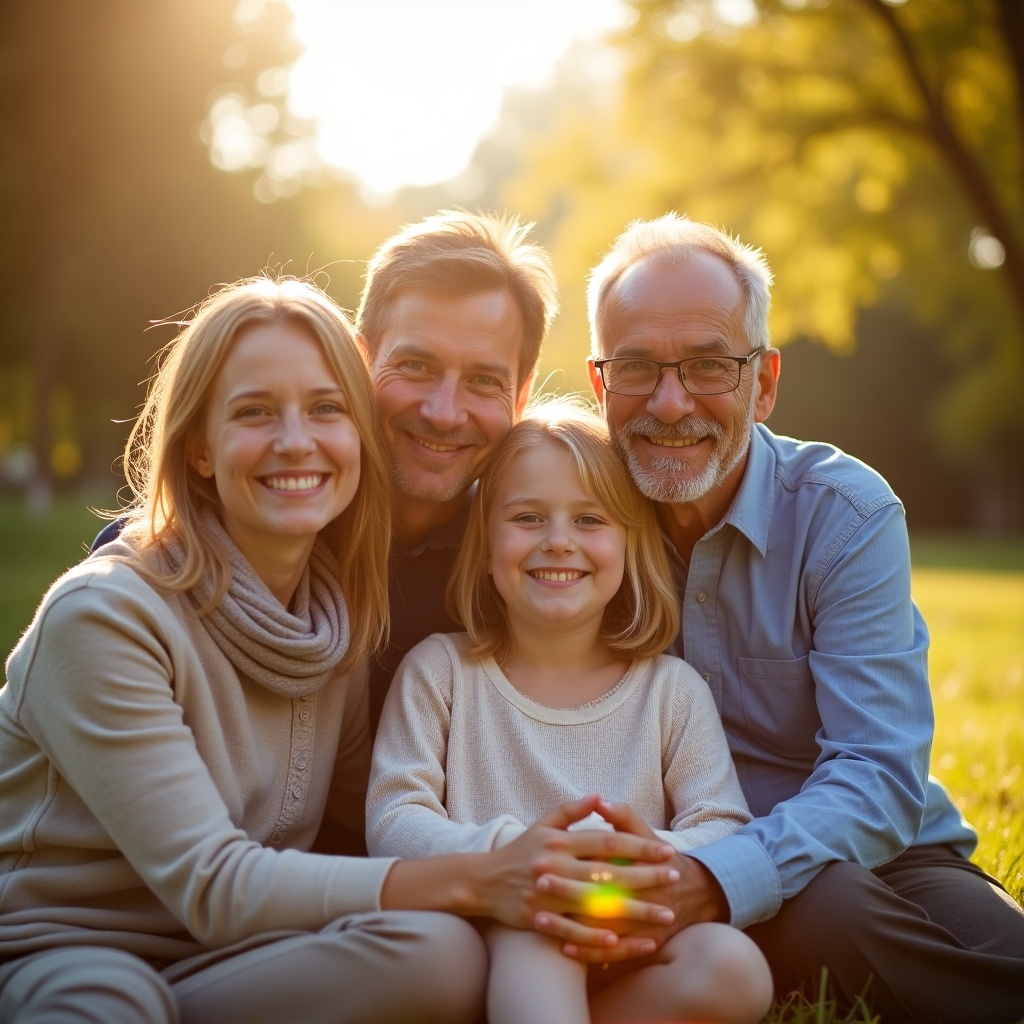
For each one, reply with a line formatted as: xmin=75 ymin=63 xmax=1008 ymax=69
xmin=118 ymin=276 xmax=391 ymax=671
xmin=447 ymin=398 xmax=679 ymax=663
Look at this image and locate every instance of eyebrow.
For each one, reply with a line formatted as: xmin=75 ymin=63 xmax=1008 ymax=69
xmin=498 ymin=495 xmax=607 ymax=511
xmin=225 ymin=385 xmax=345 ymax=403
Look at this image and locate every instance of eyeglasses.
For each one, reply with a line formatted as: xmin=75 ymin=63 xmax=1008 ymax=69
xmin=592 ymin=352 xmax=762 ymax=396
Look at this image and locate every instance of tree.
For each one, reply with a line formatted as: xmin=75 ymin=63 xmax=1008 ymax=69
xmin=501 ymin=0 xmax=1022 ymax=525
xmin=0 ymin=0 xmax=351 ymax=507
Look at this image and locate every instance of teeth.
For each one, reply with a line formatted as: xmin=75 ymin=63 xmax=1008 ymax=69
xmin=264 ymin=475 xmax=323 ymax=491
xmin=649 ymin=436 xmax=702 ymax=447
xmin=530 ymin=570 xmax=584 ymax=582
xmin=417 ymin=439 xmax=459 ymax=452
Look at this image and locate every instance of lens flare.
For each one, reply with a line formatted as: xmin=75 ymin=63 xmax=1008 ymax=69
xmin=582 ymin=882 xmax=627 ymax=918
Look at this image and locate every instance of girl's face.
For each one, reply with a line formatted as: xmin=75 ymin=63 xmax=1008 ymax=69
xmin=190 ymin=320 xmax=362 ymax=575
xmin=486 ymin=439 xmax=627 ymax=640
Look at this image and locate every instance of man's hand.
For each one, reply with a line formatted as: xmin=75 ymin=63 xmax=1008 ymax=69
xmin=532 ymin=798 xmax=730 ymax=964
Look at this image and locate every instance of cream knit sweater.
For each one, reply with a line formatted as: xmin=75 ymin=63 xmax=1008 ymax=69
xmin=0 ymin=547 xmax=392 ymax=963
xmin=368 ymin=633 xmax=751 ymax=858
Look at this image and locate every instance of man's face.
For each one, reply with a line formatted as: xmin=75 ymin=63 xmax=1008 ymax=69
xmin=589 ymin=253 xmax=777 ymax=509
xmin=368 ymin=288 xmax=530 ymax=505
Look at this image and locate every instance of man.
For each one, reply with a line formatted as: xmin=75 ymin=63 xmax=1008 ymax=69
xmin=579 ymin=214 xmax=1024 ymax=1021
xmin=354 ymin=210 xmax=558 ymax=733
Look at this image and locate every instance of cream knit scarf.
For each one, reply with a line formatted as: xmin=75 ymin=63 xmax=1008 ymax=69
xmin=164 ymin=512 xmax=350 ymax=698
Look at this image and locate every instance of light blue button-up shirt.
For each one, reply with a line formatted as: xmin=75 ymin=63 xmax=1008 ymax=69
xmin=671 ymin=424 xmax=977 ymax=929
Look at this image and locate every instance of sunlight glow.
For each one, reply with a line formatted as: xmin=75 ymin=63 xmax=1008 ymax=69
xmin=281 ymin=0 xmax=629 ymax=201
xmin=581 ymin=882 xmax=628 ymax=918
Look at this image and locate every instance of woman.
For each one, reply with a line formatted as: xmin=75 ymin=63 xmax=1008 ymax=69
xmin=1 ymin=277 xmax=485 ymax=1024
xmin=0 ymin=278 xmax=686 ymax=1024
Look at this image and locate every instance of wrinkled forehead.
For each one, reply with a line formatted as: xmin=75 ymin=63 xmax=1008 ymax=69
xmin=599 ymin=254 xmax=747 ymax=355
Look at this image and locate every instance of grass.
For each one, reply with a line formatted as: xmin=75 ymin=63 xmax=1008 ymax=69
xmin=0 ymin=494 xmax=115 ymax=657
xmin=1 ymin=500 xmax=1022 ymax=1021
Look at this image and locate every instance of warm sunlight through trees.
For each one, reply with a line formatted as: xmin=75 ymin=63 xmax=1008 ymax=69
xmin=1 ymin=0 xmax=1021 ymax=527
xmin=503 ymin=0 xmax=1022 ymax=523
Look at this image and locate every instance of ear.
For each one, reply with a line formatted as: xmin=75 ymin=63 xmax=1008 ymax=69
xmin=587 ymin=358 xmax=607 ymax=414
xmin=753 ymin=348 xmax=781 ymax=424
xmin=513 ymin=370 xmax=535 ymax=422
xmin=186 ymin=431 xmax=215 ymax=479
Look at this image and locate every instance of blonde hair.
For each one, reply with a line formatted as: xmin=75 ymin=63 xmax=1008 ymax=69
xmin=119 ymin=276 xmax=391 ymax=672
xmin=447 ymin=397 xmax=679 ymax=662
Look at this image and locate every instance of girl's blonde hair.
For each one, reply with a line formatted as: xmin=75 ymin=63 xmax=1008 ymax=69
xmin=118 ymin=276 xmax=391 ymax=672
xmin=448 ymin=397 xmax=679 ymax=662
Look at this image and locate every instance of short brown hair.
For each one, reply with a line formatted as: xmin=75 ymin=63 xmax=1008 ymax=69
xmin=357 ymin=210 xmax=559 ymax=387
xmin=447 ymin=397 xmax=679 ymax=662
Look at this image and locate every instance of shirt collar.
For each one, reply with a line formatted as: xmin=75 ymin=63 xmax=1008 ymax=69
xmin=720 ymin=424 xmax=774 ymax=557
xmin=395 ymin=481 xmax=476 ymax=559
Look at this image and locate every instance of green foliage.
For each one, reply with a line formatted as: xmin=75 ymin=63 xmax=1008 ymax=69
xmin=504 ymin=0 xmax=1023 ymax=479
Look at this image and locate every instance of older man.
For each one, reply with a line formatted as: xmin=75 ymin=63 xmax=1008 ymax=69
xmin=354 ymin=210 xmax=559 ymax=732
xmin=578 ymin=214 xmax=1024 ymax=1021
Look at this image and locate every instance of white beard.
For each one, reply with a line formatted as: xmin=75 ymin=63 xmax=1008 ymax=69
xmin=611 ymin=406 xmax=753 ymax=505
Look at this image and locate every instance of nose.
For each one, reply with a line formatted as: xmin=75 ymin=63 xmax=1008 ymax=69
xmin=420 ymin=373 xmax=469 ymax=432
xmin=541 ymin=517 xmax=575 ymax=553
xmin=273 ymin=409 xmax=316 ymax=457
xmin=647 ymin=365 xmax=697 ymax=424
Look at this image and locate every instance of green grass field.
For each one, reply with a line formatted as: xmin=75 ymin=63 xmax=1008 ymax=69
xmin=1 ymin=496 xmax=1022 ymax=1022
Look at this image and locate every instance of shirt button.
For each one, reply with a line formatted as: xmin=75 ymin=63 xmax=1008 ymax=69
xmin=295 ymin=754 xmax=307 ymax=770
xmin=299 ymin=708 xmax=311 ymax=721
xmin=696 ymin=592 xmax=707 ymax=603
xmin=702 ymin=673 xmax=711 ymax=682
xmin=292 ymin=785 xmax=303 ymax=799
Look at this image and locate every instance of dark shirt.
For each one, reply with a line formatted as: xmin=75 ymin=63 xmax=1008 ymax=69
xmin=368 ymin=491 xmax=472 ymax=735
xmin=91 ymin=518 xmax=126 ymax=551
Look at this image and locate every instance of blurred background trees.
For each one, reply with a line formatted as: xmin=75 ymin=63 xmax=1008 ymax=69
xmin=1 ymin=0 xmax=1020 ymax=529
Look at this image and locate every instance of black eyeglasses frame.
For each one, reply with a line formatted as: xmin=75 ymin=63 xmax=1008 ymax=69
xmin=591 ymin=351 xmax=763 ymax=397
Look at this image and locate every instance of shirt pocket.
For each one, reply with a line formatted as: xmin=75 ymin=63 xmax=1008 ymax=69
xmin=736 ymin=655 xmax=821 ymax=763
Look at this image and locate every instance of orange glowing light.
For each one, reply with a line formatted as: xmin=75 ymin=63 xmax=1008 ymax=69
xmin=582 ymin=883 xmax=627 ymax=918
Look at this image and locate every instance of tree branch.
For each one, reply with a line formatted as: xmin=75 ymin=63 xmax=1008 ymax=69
xmin=857 ymin=0 xmax=1024 ymax=329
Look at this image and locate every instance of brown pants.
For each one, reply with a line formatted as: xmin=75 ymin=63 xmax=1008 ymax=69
xmin=0 ymin=911 xmax=486 ymax=1024
xmin=745 ymin=844 xmax=1024 ymax=1024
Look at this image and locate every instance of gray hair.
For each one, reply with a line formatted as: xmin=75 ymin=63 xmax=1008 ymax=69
xmin=587 ymin=213 xmax=773 ymax=356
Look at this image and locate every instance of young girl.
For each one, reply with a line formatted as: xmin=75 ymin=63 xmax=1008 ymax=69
xmin=368 ymin=399 xmax=774 ymax=1024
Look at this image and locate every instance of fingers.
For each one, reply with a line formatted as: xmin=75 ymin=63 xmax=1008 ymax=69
xmin=542 ymin=859 xmax=680 ymax=893
xmin=594 ymin=797 xmax=658 ymax=839
xmin=533 ymin=912 xmax=659 ymax=963
xmin=560 ymin=825 xmax=675 ymax=866
xmin=534 ymin=793 xmax=603 ymax=831
xmin=536 ymin=873 xmax=675 ymax=925
xmin=532 ymin=911 xmax=624 ymax=953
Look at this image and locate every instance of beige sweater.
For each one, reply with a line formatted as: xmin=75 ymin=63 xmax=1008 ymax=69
xmin=368 ymin=633 xmax=751 ymax=858
xmin=0 ymin=548 xmax=393 ymax=962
